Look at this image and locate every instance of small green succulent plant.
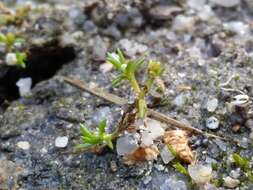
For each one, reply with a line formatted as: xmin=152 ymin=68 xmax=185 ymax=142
xmin=77 ymin=119 xmax=114 ymax=150
xmin=107 ymin=48 xmax=162 ymax=119
xmin=0 ymin=32 xmax=27 ymax=68
xmin=77 ymin=49 xmax=162 ymax=150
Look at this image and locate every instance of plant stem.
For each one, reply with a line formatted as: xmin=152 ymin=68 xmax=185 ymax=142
xmin=129 ymin=74 xmax=141 ymax=95
xmin=146 ymin=77 xmax=154 ymax=92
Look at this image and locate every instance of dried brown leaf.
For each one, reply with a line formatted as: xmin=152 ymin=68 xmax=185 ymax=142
xmin=164 ymin=130 xmax=194 ymax=164
xmin=123 ymin=146 xmax=159 ymax=165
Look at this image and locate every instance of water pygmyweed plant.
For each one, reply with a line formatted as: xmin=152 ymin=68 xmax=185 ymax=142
xmin=76 ymin=119 xmax=114 ymax=150
xmin=106 ymin=48 xmax=162 ymax=119
xmin=0 ymin=4 xmax=31 ymax=26
xmin=232 ymin=153 xmax=253 ymax=183
xmin=0 ymin=32 xmax=27 ymax=68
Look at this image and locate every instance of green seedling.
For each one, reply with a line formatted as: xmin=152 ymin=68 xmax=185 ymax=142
xmin=233 ymin=153 xmax=253 ymax=183
xmin=15 ymin=52 xmax=27 ymax=68
xmin=0 ymin=4 xmax=31 ymax=26
xmin=0 ymin=32 xmax=25 ymax=51
xmin=232 ymin=153 xmax=250 ymax=171
xmin=0 ymin=32 xmax=27 ymax=68
xmin=107 ymin=49 xmax=162 ymax=119
xmin=76 ymin=119 xmax=114 ymax=150
xmin=173 ymin=162 xmax=189 ymax=177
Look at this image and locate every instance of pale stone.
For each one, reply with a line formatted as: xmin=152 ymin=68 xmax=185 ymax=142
xmin=223 ymin=21 xmax=250 ymax=36
xmin=99 ymin=62 xmax=113 ymax=73
xmin=223 ymin=176 xmax=240 ymax=188
xmin=210 ymin=0 xmax=240 ymax=7
xmin=173 ymin=15 xmax=195 ymax=32
xmin=55 ymin=136 xmax=69 ymax=148
xmin=5 ymin=53 xmax=17 ymax=66
xmin=16 ymin=141 xmax=30 ymax=150
xmin=206 ymin=116 xmax=219 ymax=129
xmin=188 ymin=164 xmax=212 ymax=185
xmin=206 ymin=98 xmax=218 ymax=112
xmin=116 ymin=133 xmax=139 ymax=155
xmin=160 ymin=145 xmax=175 ymax=164
xmin=16 ymin=77 xmax=32 ymax=97
xmin=140 ymin=131 xmax=153 ymax=147
xmin=145 ymin=119 xmax=165 ymax=140
xmin=188 ymin=0 xmax=207 ymax=10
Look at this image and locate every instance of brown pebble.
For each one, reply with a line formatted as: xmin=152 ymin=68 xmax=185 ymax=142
xmin=110 ymin=161 xmax=117 ymax=172
xmin=232 ymin=124 xmax=240 ymax=132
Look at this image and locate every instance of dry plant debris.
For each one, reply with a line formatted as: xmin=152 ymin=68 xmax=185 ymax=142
xmin=164 ymin=130 xmax=194 ymax=164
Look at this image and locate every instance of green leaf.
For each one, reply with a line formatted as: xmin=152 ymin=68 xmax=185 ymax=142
xmin=173 ymin=162 xmax=189 ymax=176
xmin=124 ymin=57 xmax=144 ymax=80
xmin=107 ymin=52 xmax=121 ymax=70
xmin=98 ymin=119 xmax=106 ymax=135
xmin=148 ymin=60 xmax=162 ymax=78
xmin=75 ymin=143 xmax=93 ymax=150
xmin=233 ymin=153 xmax=250 ymax=170
xmin=0 ymin=33 xmax=7 ymax=43
xmin=82 ymin=136 xmax=100 ymax=144
xmin=133 ymin=56 xmax=145 ymax=69
xmin=211 ymin=162 xmax=218 ymax=171
xmin=167 ymin=144 xmax=177 ymax=157
xmin=15 ymin=38 xmax=25 ymax=43
xmin=16 ymin=52 xmax=26 ymax=68
xmin=5 ymin=33 xmax=15 ymax=47
xmin=80 ymin=124 xmax=94 ymax=138
xmin=116 ymin=48 xmax=125 ymax=65
xmin=105 ymin=139 xmax=113 ymax=150
xmin=247 ymin=171 xmax=253 ymax=183
xmin=112 ymin=75 xmax=125 ymax=86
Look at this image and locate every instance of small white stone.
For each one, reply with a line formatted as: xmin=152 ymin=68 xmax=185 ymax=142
xmin=210 ymin=0 xmax=240 ymax=8
xmin=145 ymin=119 xmax=165 ymax=140
xmin=99 ymin=62 xmax=113 ymax=73
xmin=143 ymin=176 xmax=152 ymax=185
xmin=118 ymin=39 xmax=147 ymax=58
xmin=55 ymin=136 xmax=69 ymax=148
xmin=16 ymin=77 xmax=32 ymax=97
xmin=188 ymin=0 xmax=207 ymax=10
xmin=140 ymin=131 xmax=153 ymax=147
xmin=116 ymin=133 xmax=139 ymax=155
xmin=5 ymin=53 xmax=17 ymax=66
xmin=245 ymin=119 xmax=253 ymax=130
xmin=223 ymin=21 xmax=250 ymax=36
xmin=188 ymin=164 xmax=212 ymax=185
xmin=16 ymin=141 xmax=30 ymax=150
xmin=230 ymin=168 xmax=241 ymax=179
xmin=198 ymin=5 xmax=215 ymax=21
xmin=173 ymin=15 xmax=195 ymax=32
xmin=223 ymin=176 xmax=240 ymax=188
xmin=231 ymin=94 xmax=249 ymax=107
xmin=40 ymin=147 xmax=48 ymax=154
xmin=160 ymin=145 xmax=175 ymax=164
xmin=206 ymin=116 xmax=219 ymax=129
xmin=206 ymin=98 xmax=218 ymax=112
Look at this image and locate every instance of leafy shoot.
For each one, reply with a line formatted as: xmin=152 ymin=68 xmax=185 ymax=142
xmin=76 ymin=119 xmax=114 ymax=150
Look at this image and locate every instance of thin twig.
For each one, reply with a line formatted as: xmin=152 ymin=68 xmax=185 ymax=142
xmin=219 ymin=74 xmax=239 ymax=87
xmin=63 ymin=76 xmax=128 ymax=105
xmin=221 ymin=87 xmax=246 ymax=95
xmin=63 ymin=76 xmax=227 ymax=140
